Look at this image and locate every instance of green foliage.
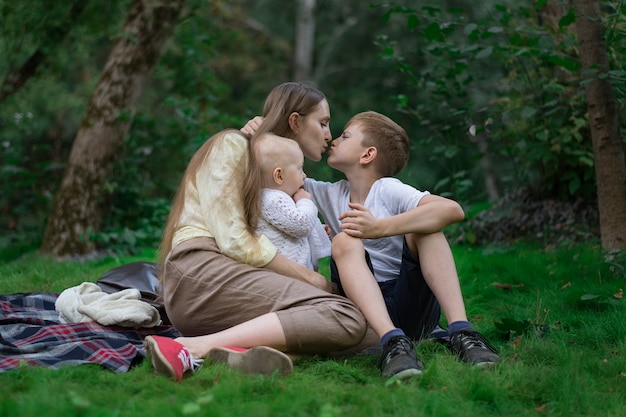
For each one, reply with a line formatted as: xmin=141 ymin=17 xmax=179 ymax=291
xmin=1 ymin=0 xmax=315 ymax=255
xmin=91 ymin=197 xmax=171 ymax=256
xmin=378 ymin=1 xmax=626 ymax=204
xmin=0 ymin=0 xmax=132 ymax=251
xmin=2 ymin=1 xmax=625 ymax=254
xmin=1 ymin=243 xmax=625 ymax=416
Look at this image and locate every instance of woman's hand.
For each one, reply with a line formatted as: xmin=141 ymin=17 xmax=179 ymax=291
xmin=240 ymin=116 xmax=264 ymax=138
xmin=325 ymin=280 xmax=340 ymax=294
xmin=265 ymin=252 xmax=338 ymax=293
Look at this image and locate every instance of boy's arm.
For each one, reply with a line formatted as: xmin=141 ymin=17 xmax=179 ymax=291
xmin=338 ymin=194 xmax=465 ymax=239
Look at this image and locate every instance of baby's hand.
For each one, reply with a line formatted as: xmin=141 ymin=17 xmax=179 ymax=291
xmin=293 ymin=188 xmax=312 ymax=202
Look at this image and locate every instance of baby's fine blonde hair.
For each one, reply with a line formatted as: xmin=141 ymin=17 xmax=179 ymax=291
xmin=254 ymin=133 xmax=302 ymax=187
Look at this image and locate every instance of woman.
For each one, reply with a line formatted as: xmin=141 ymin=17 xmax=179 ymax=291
xmin=144 ymin=82 xmax=369 ymax=381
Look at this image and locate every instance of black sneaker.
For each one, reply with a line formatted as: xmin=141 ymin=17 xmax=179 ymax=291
xmin=377 ymin=335 xmax=423 ymax=380
xmin=428 ymin=325 xmax=450 ymax=344
xmin=449 ymin=329 xmax=501 ymax=368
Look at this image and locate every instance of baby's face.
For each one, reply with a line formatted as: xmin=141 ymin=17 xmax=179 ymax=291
xmin=280 ymin=146 xmax=306 ymax=197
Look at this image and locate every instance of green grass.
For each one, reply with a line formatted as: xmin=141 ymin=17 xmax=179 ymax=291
xmin=1 ymin=244 xmax=625 ymax=417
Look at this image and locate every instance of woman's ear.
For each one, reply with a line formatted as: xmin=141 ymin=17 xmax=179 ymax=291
xmin=288 ymin=112 xmax=300 ymax=134
xmin=272 ymin=167 xmax=284 ymax=185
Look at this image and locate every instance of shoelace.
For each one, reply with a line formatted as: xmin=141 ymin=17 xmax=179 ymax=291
xmin=378 ymin=337 xmax=413 ymax=368
xmin=456 ymin=332 xmax=497 ymax=353
xmin=178 ymin=348 xmax=204 ymax=373
xmin=390 ymin=340 xmax=413 ymax=357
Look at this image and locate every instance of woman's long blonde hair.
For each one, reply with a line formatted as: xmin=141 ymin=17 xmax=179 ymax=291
xmin=158 ymin=83 xmax=326 ymax=277
xmin=243 ymin=82 xmax=326 ymax=232
xmin=157 ymin=129 xmax=243 ymax=273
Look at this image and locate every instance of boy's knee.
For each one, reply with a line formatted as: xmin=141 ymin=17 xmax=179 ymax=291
xmin=331 ymin=232 xmax=364 ymax=259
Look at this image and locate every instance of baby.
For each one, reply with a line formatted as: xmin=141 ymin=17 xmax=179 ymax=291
xmin=254 ymin=133 xmax=330 ymax=270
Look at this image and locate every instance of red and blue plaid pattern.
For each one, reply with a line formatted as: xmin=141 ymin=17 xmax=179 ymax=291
xmin=0 ymin=292 xmax=179 ymax=373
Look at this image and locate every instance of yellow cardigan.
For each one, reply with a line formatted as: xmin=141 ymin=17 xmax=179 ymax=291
xmin=172 ymin=131 xmax=276 ymax=267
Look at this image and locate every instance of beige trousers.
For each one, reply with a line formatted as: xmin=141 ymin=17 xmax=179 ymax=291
xmin=163 ymin=237 xmax=375 ymax=354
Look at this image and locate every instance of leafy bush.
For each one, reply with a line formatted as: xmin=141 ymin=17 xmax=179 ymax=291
xmin=379 ymin=1 xmax=626 ymax=204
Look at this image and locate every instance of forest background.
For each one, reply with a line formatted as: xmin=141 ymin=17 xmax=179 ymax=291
xmin=1 ymin=0 xmax=625 ymax=260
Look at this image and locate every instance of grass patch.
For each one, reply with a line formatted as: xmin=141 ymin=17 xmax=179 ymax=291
xmin=1 ymin=244 xmax=625 ymax=417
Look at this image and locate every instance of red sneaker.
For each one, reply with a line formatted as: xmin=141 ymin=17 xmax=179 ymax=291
xmin=144 ymin=335 xmax=203 ymax=381
xmin=207 ymin=346 xmax=293 ymax=377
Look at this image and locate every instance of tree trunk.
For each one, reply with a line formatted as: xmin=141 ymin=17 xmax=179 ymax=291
xmin=476 ymin=134 xmax=500 ymax=201
xmin=294 ymin=0 xmax=316 ymax=81
xmin=41 ymin=0 xmax=186 ymax=256
xmin=571 ymin=0 xmax=626 ymax=250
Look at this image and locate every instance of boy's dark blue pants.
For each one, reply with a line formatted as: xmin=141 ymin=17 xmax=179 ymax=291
xmin=330 ymin=240 xmax=441 ymax=340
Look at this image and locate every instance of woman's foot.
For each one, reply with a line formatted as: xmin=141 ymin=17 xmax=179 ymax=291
xmin=207 ymin=346 xmax=293 ymax=376
xmin=144 ymin=335 xmax=203 ymax=381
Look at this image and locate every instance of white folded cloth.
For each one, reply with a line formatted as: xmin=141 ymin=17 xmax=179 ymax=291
xmin=55 ymin=282 xmax=161 ymax=328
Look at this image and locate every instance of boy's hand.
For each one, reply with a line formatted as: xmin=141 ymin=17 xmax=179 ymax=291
xmin=240 ymin=116 xmax=264 ymax=138
xmin=338 ymin=203 xmax=384 ymax=239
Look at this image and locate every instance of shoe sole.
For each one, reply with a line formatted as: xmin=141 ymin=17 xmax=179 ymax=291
xmin=207 ymin=346 xmax=293 ymax=377
xmin=474 ymin=361 xmax=498 ymax=369
xmin=385 ymin=367 xmax=423 ymax=381
xmin=143 ymin=336 xmax=177 ymax=380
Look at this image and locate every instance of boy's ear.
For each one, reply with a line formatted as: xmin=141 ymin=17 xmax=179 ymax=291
xmin=360 ymin=146 xmax=377 ymax=165
xmin=288 ymin=112 xmax=300 ymax=134
xmin=272 ymin=167 xmax=284 ymax=185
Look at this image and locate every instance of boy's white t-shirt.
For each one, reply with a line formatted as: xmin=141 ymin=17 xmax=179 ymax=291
xmin=304 ymin=177 xmax=430 ymax=282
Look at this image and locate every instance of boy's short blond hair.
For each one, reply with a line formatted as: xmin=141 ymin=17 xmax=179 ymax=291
xmin=346 ymin=111 xmax=409 ymax=177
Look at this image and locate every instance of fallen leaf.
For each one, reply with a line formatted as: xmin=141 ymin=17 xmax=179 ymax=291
xmin=561 ymin=282 xmax=571 ymax=289
xmin=535 ymin=404 xmax=548 ymax=413
xmin=493 ymin=282 xmax=511 ymax=290
xmin=493 ymin=282 xmax=524 ymax=290
xmin=614 ymin=288 xmax=623 ymax=299
xmin=510 ymin=334 xmax=524 ymax=347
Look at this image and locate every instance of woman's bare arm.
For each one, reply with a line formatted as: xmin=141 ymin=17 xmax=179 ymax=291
xmin=265 ymin=252 xmax=338 ymax=294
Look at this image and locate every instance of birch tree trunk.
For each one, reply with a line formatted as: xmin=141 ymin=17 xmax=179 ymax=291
xmin=41 ymin=0 xmax=186 ymax=256
xmin=294 ymin=0 xmax=316 ymax=81
xmin=571 ymin=0 xmax=626 ymax=250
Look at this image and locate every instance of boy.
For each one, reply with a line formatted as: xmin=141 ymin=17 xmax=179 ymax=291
xmin=304 ymin=111 xmax=500 ymax=380
xmin=254 ymin=133 xmax=330 ymax=270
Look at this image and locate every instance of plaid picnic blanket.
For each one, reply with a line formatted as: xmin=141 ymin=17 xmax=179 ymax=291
xmin=0 ymin=292 xmax=179 ymax=373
